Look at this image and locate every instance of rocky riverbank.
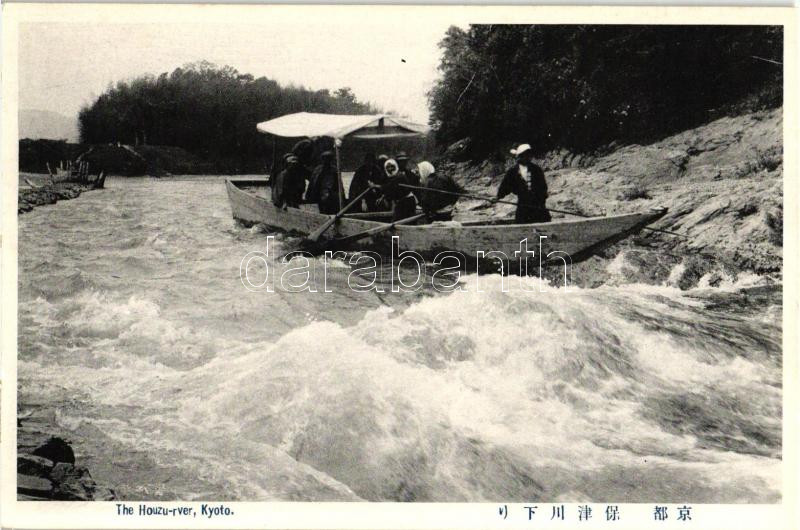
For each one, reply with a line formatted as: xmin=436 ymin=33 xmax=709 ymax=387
xmin=18 ymin=406 xmax=116 ymax=501
xmin=443 ymin=108 xmax=783 ymax=288
xmin=18 ymin=175 xmax=103 ymax=214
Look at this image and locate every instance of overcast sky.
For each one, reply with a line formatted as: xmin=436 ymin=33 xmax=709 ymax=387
xmin=19 ymin=19 xmax=460 ymax=124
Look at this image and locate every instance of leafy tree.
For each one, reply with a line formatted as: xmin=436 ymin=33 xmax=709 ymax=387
xmin=428 ymin=25 xmax=782 ymax=158
xmin=78 ymin=62 xmax=379 ymax=172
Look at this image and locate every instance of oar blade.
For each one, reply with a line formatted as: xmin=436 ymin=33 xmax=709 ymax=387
xmin=304 ymin=185 xmax=377 ymax=244
xmin=305 ymin=217 xmax=337 ymax=243
xmin=285 ymin=211 xmax=427 ymax=259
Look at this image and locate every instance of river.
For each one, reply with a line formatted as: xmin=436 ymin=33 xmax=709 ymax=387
xmin=17 ymin=176 xmax=782 ymax=502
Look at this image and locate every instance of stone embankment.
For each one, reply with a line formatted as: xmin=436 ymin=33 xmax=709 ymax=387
xmin=18 ymin=176 xmax=104 ymax=214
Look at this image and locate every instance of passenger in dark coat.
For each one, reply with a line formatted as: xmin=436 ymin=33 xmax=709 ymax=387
xmin=272 ymin=155 xmax=306 ymax=209
xmin=304 ymin=151 xmax=327 ymax=204
xmin=271 ymin=154 xmax=289 ymax=208
xmin=395 ymin=151 xmax=422 ymax=200
xmin=373 ymin=154 xmax=391 ymax=211
xmin=348 ymin=152 xmax=384 ymax=212
xmin=495 ymin=143 xmax=551 ymax=223
xmin=381 ymin=158 xmax=418 ymax=221
xmin=307 ymin=151 xmax=341 ymax=214
xmin=417 ymin=161 xmax=464 ymax=214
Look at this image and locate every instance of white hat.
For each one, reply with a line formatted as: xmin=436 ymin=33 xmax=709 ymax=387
xmin=417 ymin=161 xmax=435 ymax=180
xmin=510 ymin=143 xmax=532 ymax=156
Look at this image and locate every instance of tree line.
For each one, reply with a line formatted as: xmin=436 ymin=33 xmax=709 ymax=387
xmin=428 ymin=25 xmax=783 ymax=158
xmin=78 ymin=61 xmax=378 ymax=172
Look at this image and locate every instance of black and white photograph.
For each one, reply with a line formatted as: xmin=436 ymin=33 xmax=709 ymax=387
xmin=2 ymin=3 xmax=796 ymax=528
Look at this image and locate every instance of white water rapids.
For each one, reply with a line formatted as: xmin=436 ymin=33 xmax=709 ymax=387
xmin=17 ymin=176 xmax=781 ymax=502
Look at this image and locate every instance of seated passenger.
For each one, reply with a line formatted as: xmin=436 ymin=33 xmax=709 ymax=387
xmin=281 ymin=155 xmax=306 ymax=208
xmin=348 ymin=152 xmax=384 ymax=212
xmin=381 ymin=158 xmax=418 ymax=221
xmin=271 ymin=153 xmax=292 ymax=208
xmin=417 ymin=161 xmax=464 ymax=216
xmin=307 ymin=151 xmax=340 ymax=214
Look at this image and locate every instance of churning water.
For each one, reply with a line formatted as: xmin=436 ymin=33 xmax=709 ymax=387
xmin=17 ymin=177 xmax=782 ymax=502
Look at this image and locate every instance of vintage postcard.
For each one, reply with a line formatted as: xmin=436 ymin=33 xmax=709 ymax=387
xmin=1 ymin=3 xmax=797 ymax=529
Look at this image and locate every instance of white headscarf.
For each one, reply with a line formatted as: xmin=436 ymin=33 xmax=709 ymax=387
xmin=417 ymin=161 xmax=435 ymax=180
xmin=510 ymin=143 xmax=532 ymax=156
xmin=384 ymin=159 xmax=399 ymax=177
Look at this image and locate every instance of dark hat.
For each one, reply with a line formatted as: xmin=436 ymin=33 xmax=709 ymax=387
xmin=395 ymin=151 xmax=409 ymax=161
xmin=292 ymin=139 xmax=313 ymax=155
xmin=320 ymin=150 xmax=334 ymax=159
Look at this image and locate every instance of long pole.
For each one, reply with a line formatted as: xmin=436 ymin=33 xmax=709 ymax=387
xmin=334 ymin=141 xmax=344 ymax=210
xmin=398 ymin=183 xmax=686 ymax=239
xmin=270 ymin=137 xmax=277 ymax=183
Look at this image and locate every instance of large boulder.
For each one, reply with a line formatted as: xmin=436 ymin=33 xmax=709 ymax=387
xmin=32 ymin=437 xmax=75 ymax=465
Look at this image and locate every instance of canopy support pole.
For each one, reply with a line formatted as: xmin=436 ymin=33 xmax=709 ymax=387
xmin=334 ymin=141 xmax=344 ymax=210
xmin=270 ymin=137 xmax=277 ymax=182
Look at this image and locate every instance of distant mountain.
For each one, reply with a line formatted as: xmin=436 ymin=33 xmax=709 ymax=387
xmin=19 ymin=109 xmax=79 ymax=143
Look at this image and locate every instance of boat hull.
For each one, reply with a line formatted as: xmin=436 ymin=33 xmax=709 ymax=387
xmin=226 ymin=179 xmax=667 ymax=263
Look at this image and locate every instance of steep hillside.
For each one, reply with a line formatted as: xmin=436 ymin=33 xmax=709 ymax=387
xmin=443 ymin=108 xmax=783 ymax=281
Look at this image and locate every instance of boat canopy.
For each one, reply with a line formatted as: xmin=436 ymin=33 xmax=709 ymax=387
xmin=256 ymin=112 xmax=428 ymax=140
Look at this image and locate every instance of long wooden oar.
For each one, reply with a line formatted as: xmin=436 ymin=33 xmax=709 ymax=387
xmin=287 ymin=212 xmax=427 ymax=259
xmin=400 ymin=182 xmax=593 ymax=218
xmin=398 ymin=183 xmax=686 ymax=239
xmin=332 ymin=213 xmax=427 ymax=247
xmin=305 ymin=185 xmax=376 ymax=244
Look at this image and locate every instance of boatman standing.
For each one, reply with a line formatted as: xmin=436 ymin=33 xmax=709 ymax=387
xmin=494 ymin=143 xmax=551 ymax=223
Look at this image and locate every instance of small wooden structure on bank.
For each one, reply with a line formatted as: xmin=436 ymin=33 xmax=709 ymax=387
xmin=45 ymin=159 xmax=106 ymax=189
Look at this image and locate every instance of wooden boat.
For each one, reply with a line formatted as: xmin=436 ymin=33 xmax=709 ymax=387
xmin=232 ymin=112 xmax=668 ymax=263
xmin=226 ymin=178 xmax=667 ymax=263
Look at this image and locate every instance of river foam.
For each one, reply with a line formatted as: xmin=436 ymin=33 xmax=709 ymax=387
xmin=17 ymin=177 xmax=782 ymax=502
